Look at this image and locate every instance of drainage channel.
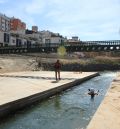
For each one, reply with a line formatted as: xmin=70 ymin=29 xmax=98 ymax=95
xmin=0 ymin=72 xmax=116 ymax=129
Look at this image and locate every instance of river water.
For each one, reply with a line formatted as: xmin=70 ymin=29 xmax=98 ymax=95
xmin=0 ymin=72 xmax=116 ymax=129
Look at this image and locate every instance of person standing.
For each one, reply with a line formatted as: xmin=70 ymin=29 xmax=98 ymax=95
xmin=54 ymin=60 xmax=61 ymax=80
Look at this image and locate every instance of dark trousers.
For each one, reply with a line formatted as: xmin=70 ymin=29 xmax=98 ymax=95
xmin=55 ymin=70 xmax=60 ymax=80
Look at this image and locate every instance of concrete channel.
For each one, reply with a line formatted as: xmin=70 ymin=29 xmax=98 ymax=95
xmin=0 ymin=71 xmax=99 ymax=119
xmin=87 ymin=72 xmax=120 ymax=129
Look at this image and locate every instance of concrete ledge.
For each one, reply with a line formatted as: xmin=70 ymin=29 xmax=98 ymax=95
xmin=0 ymin=72 xmax=99 ymax=119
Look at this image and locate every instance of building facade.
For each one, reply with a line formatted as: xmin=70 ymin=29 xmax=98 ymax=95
xmin=10 ymin=18 xmax=26 ymax=31
xmin=0 ymin=13 xmax=10 ymax=32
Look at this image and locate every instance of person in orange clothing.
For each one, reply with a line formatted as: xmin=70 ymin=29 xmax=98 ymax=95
xmin=54 ymin=60 xmax=61 ymax=80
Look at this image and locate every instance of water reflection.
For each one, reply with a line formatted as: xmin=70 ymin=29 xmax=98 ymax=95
xmin=54 ymin=95 xmax=61 ymax=110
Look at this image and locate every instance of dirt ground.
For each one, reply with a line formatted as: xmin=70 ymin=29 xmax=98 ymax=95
xmin=0 ymin=53 xmax=80 ymax=73
xmin=0 ymin=54 xmax=38 ymax=73
xmin=0 ymin=53 xmax=120 ymax=73
xmin=0 ymin=53 xmax=67 ymax=73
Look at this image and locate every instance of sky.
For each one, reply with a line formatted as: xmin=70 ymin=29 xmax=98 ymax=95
xmin=0 ymin=0 xmax=120 ymax=40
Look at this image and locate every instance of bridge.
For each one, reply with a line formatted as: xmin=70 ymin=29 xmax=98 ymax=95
xmin=0 ymin=40 xmax=120 ymax=54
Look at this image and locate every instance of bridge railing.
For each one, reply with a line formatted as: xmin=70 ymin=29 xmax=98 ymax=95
xmin=0 ymin=40 xmax=120 ymax=54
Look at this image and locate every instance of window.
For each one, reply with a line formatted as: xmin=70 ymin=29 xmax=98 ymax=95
xmin=12 ymin=40 xmax=15 ymax=43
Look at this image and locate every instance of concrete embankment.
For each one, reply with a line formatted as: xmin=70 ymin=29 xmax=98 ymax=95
xmin=87 ymin=72 xmax=120 ymax=129
xmin=42 ymin=63 xmax=120 ymax=71
xmin=0 ymin=71 xmax=99 ymax=119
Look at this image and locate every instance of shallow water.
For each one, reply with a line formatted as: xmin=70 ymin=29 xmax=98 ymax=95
xmin=0 ymin=72 xmax=116 ymax=129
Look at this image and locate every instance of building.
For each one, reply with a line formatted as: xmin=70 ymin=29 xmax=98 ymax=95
xmin=0 ymin=31 xmax=36 ymax=47
xmin=0 ymin=13 xmax=26 ymax=34
xmin=0 ymin=13 xmax=67 ymax=47
xmin=0 ymin=13 xmax=10 ymax=32
xmin=50 ymin=33 xmax=64 ymax=44
xmin=25 ymin=29 xmax=43 ymax=45
xmin=0 ymin=31 xmax=10 ymax=46
xmin=0 ymin=28 xmax=67 ymax=47
xmin=67 ymin=36 xmax=81 ymax=46
xmin=40 ymin=31 xmax=66 ymax=46
xmin=9 ymin=33 xmax=36 ymax=47
xmin=0 ymin=31 xmax=4 ymax=46
xmin=68 ymin=36 xmax=79 ymax=42
xmin=32 ymin=26 xmax=38 ymax=32
xmin=10 ymin=18 xmax=26 ymax=31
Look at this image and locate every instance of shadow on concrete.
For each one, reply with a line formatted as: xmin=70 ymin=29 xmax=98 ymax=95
xmin=0 ymin=75 xmax=75 ymax=80
xmin=51 ymin=80 xmax=59 ymax=83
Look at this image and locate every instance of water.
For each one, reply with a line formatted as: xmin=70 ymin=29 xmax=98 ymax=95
xmin=0 ymin=72 xmax=116 ymax=129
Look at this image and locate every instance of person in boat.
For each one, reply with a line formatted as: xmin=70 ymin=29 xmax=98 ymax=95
xmin=88 ymin=88 xmax=99 ymax=98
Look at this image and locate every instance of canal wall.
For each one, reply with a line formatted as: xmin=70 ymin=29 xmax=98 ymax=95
xmin=40 ymin=63 xmax=120 ymax=71
xmin=87 ymin=72 xmax=120 ymax=129
xmin=0 ymin=71 xmax=99 ymax=119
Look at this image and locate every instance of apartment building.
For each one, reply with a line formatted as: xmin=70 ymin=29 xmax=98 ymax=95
xmin=40 ymin=31 xmax=66 ymax=45
xmin=10 ymin=18 xmax=26 ymax=31
xmin=25 ymin=30 xmax=67 ymax=47
xmin=0 ymin=13 xmax=67 ymax=47
xmin=0 ymin=13 xmax=10 ymax=32
xmin=0 ymin=31 xmax=34 ymax=47
xmin=9 ymin=33 xmax=36 ymax=47
xmin=25 ymin=29 xmax=42 ymax=45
